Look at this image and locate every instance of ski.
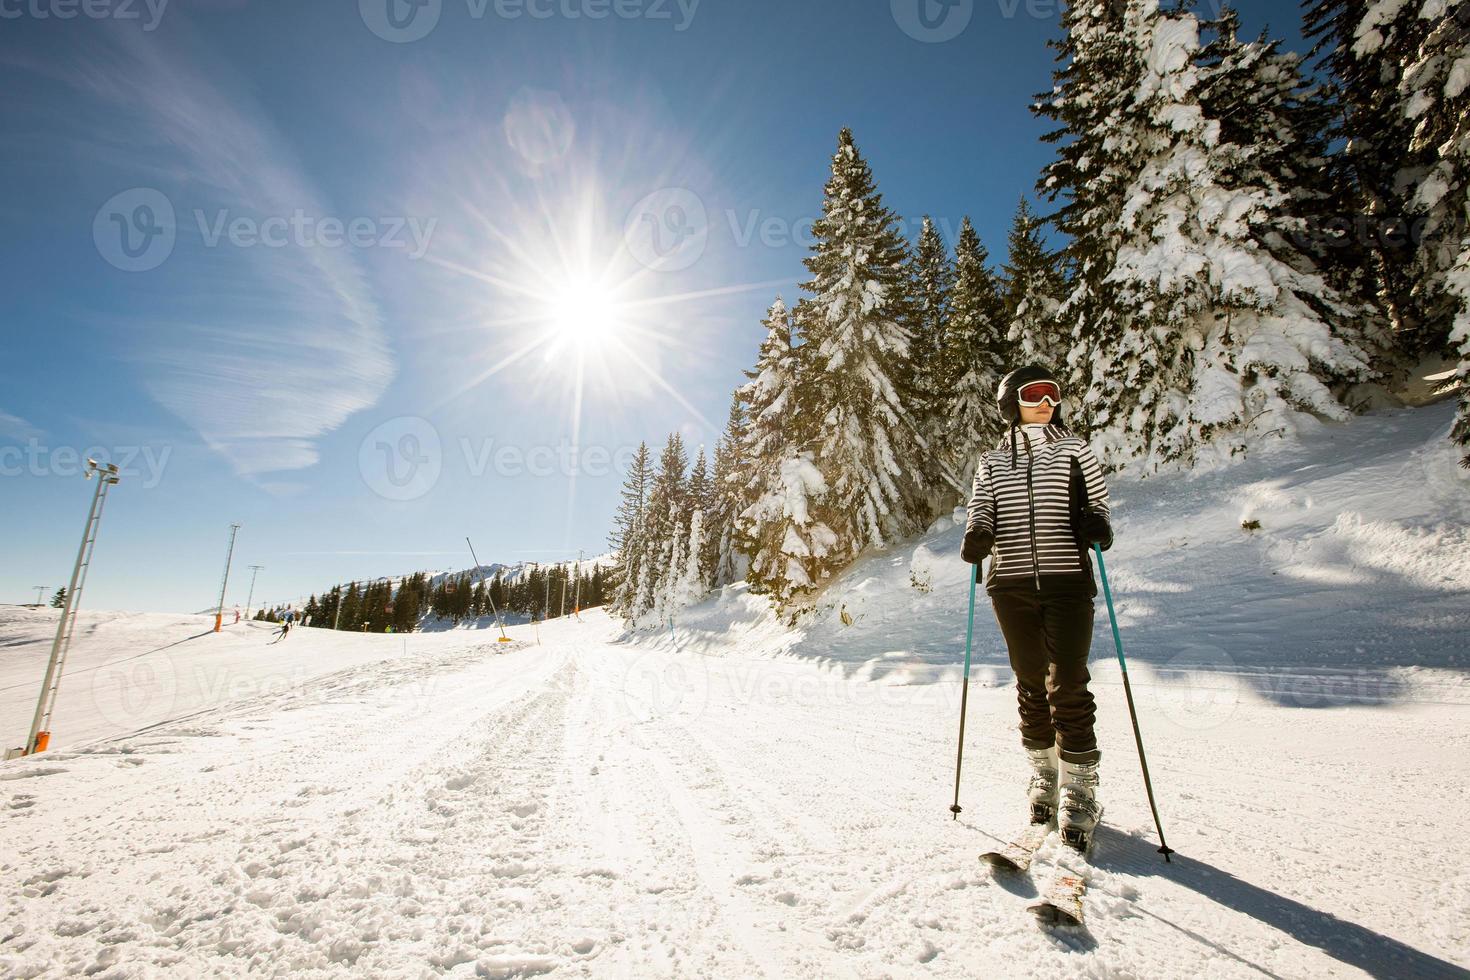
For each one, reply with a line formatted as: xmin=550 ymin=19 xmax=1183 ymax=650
xmin=1029 ymin=870 xmax=1087 ymax=927
xmin=980 ymin=820 xmax=1052 ymax=873
xmin=1027 ymin=807 xmax=1101 ymax=928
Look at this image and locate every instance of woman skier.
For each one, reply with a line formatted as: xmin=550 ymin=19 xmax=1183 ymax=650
xmin=962 ymin=364 xmax=1114 ymax=851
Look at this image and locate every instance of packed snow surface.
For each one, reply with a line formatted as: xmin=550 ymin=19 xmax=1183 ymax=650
xmin=2 ymin=403 xmax=1468 ymax=978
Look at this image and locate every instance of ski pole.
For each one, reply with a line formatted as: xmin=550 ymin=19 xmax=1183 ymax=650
xmin=950 ymin=563 xmax=979 ymax=820
xmin=1094 ymin=543 xmax=1175 ymax=862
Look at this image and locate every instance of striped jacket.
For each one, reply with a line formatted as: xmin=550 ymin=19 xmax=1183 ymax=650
xmin=965 ymin=423 xmax=1112 ymax=597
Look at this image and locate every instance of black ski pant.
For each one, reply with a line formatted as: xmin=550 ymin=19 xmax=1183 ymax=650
xmin=990 ymin=590 xmax=1101 ymax=765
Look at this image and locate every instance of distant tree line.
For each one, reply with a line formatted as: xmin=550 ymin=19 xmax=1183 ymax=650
xmin=253 ymin=563 xmax=605 ymax=633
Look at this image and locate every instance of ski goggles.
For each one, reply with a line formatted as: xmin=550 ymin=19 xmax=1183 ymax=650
xmin=1017 ymin=380 xmax=1062 ymax=407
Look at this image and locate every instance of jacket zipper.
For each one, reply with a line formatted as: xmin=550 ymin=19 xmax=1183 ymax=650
xmin=1025 ymin=440 xmax=1040 ymax=591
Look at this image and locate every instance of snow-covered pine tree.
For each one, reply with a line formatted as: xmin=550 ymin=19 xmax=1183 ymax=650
xmin=709 ymin=395 xmax=749 ymax=586
xmin=734 ymin=296 xmax=837 ymax=609
xmin=655 ymin=515 xmax=686 ymax=625
xmin=907 ymin=216 xmax=955 ymax=452
xmin=1398 ymin=0 xmax=1470 ymax=465
xmin=1002 ymin=197 xmax=1068 ymax=370
xmin=640 ymin=433 xmax=688 ymax=626
xmin=1305 ymin=0 xmax=1439 ymax=352
xmin=608 ymin=441 xmax=652 ymax=619
xmin=940 ymin=216 xmax=1008 ymax=493
xmin=687 ymin=448 xmax=714 ymax=590
xmin=737 ymin=297 xmax=800 ymax=491
xmin=681 ymin=508 xmax=706 ymax=608
xmin=631 ymin=539 xmax=655 ymax=625
xmin=1047 ymin=0 xmax=1380 ymax=470
xmin=795 ymin=129 xmax=933 ymax=572
xmin=1035 ymin=0 xmax=1147 ymax=417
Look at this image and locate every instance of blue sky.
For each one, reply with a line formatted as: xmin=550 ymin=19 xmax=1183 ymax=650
xmin=0 ymin=0 xmax=1305 ymax=613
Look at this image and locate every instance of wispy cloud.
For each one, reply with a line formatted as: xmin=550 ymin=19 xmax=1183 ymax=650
xmin=39 ymin=23 xmax=394 ymax=478
xmin=0 ymin=410 xmax=43 ymax=441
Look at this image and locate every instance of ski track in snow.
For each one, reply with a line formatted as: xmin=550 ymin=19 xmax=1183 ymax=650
xmin=2 ymin=403 xmax=1469 ymax=978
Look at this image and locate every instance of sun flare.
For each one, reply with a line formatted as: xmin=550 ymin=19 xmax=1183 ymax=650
xmin=548 ymin=276 xmax=621 ymax=353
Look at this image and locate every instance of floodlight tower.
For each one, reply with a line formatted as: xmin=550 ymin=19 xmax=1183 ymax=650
xmin=213 ymin=524 xmax=241 ymax=632
xmin=17 ymin=460 xmax=121 ymax=757
xmin=244 ymin=565 xmax=264 ymax=619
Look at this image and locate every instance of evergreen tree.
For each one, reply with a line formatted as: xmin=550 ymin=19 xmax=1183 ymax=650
xmin=709 ymin=395 xmax=749 ymax=588
xmin=633 ymin=556 xmax=654 ymax=625
xmin=1001 ymin=197 xmax=1067 ymax=369
xmin=737 ymin=297 xmax=800 ymax=495
xmin=735 ymin=295 xmax=836 ymax=609
xmin=1042 ymin=1 xmax=1379 ymax=470
xmin=908 ymin=216 xmax=955 ymax=443
xmin=339 ymin=582 xmax=361 ymax=631
xmin=320 ymin=585 xmax=341 ymax=629
xmin=1396 ymin=0 xmax=1470 ymax=465
xmin=738 ymin=451 xmax=836 ymax=615
xmin=796 ymin=128 xmax=933 ymax=573
xmin=589 ymin=564 xmax=606 ymax=607
xmin=1304 ymin=0 xmax=1437 ymax=351
xmin=608 ymin=441 xmax=652 ymax=618
xmin=638 ymin=434 xmax=688 ymax=625
xmin=1035 ymin=0 xmax=1148 ymax=423
xmin=687 ymin=447 xmax=715 ymax=586
xmin=941 ymin=216 xmax=1008 ymax=490
xmin=682 ymin=508 xmax=706 ymax=605
xmin=49 ymin=587 xmax=66 ymax=609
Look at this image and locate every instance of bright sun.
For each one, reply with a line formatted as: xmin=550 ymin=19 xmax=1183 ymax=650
xmin=549 ymin=277 xmax=621 ymax=352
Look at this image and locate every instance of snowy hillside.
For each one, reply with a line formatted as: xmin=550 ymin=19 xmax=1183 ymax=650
xmin=2 ymin=404 xmax=1468 ymax=978
xmin=421 ymin=553 xmax=617 ymax=593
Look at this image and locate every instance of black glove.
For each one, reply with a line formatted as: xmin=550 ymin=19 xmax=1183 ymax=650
xmin=961 ymin=529 xmax=994 ymax=564
xmin=1076 ymin=510 xmax=1113 ymax=552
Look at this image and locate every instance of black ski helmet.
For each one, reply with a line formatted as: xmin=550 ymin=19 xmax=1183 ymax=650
xmin=996 ymin=364 xmax=1064 ymax=425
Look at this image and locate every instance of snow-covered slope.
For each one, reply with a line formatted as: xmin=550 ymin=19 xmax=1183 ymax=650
xmin=1 ymin=404 xmax=1467 ymax=978
xmin=0 ymin=609 xmax=522 ymax=756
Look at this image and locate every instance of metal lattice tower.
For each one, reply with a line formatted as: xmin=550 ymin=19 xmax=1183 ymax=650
xmin=24 ymin=460 xmax=120 ymax=756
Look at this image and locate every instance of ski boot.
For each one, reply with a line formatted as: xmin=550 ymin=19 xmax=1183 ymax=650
xmin=1058 ymin=757 xmax=1101 ymax=852
xmin=1025 ymin=745 xmax=1059 ymax=825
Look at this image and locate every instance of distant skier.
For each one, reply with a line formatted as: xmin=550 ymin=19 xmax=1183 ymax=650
xmin=277 ymin=608 xmax=293 ymax=640
xmin=962 ymin=364 xmax=1114 ymax=850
